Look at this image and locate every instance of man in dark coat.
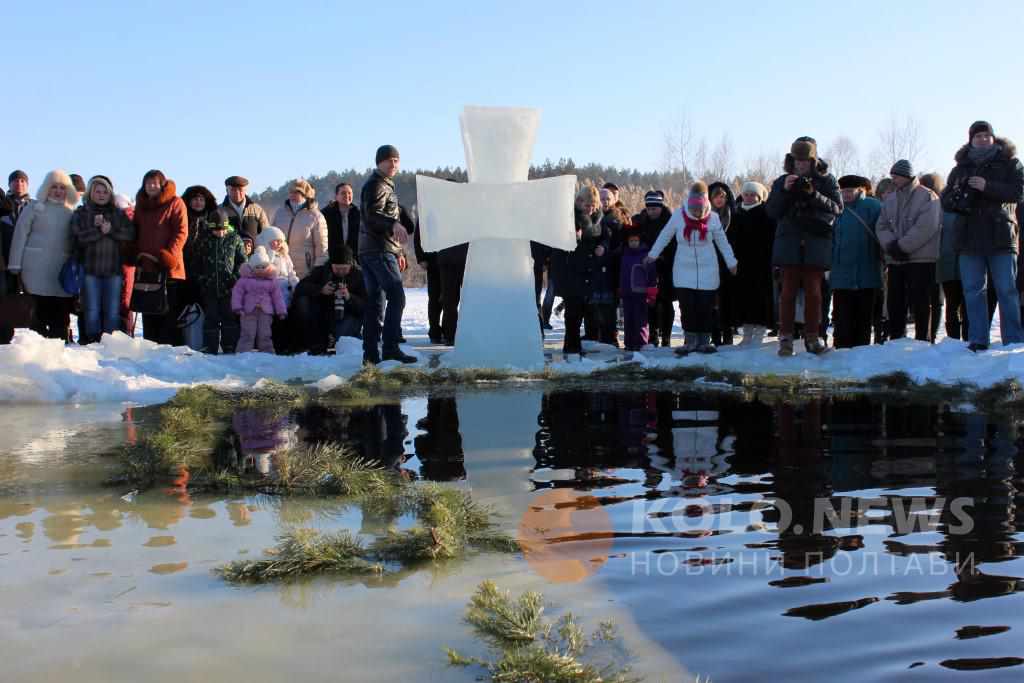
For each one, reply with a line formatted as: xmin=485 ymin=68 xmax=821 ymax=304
xmin=220 ymin=176 xmax=269 ymax=240
xmin=290 ymin=244 xmax=367 ymax=355
xmin=323 ymin=182 xmax=361 ymax=262
xmin=359 ymin=144 xmax=415 ymax=364
xmin=765 ymin=137 xmax=843 ymax=356
xmin=631 ymin=190 xmax=674 ymax=346
xmin=2 ymin=170 xmax=32 ymax=296
xmin=941 ymin=121 xmax=1024 ymax=350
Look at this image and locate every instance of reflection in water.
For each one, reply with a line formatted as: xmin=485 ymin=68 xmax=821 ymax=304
xmin=2 ymin=388 xmax=1024 ymax=681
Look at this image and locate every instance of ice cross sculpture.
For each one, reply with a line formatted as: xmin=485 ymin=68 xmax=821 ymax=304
xmin=416 ymin=106 xmax=577 ymax=369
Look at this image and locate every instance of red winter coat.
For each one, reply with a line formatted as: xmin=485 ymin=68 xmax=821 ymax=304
xmin=133 ymin=180 xmax=188 ymax=279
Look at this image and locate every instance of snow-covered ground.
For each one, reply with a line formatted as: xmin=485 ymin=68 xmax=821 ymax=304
xmin=1 ymin=288 xmax=1022 ymax=406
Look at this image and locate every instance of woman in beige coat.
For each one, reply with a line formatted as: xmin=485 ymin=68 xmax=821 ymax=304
xmin=272 ymin=179 xmax=328 ymax=279
xmin=8 ymin=170 xmax=80 ymax=339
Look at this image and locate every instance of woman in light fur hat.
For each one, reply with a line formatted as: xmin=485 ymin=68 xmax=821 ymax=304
xmin=272 ymin=178 xmax=328 ymax=279
xmin=646 ymin=181 xmax=738 ymax=355
xmin=8 ymin=169 xmax=80 ymax=339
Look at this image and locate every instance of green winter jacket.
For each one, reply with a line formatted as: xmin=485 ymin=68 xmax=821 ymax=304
xmin=191 ymin=228 xmax=248 ymax=298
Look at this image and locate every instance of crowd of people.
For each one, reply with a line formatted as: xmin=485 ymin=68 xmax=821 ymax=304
xmin=1 ymin=121 xmax=1022 ymax=366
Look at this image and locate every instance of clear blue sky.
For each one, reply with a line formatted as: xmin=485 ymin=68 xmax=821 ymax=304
xmin=6 ymin=0 xmax=1022 ymax=198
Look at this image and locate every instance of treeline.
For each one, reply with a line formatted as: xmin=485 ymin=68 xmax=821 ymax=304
xmin=252 ymin=158 xmax=763 ymax=216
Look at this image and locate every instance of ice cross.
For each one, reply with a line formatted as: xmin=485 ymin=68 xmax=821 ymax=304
xmin=416 ymin=106 xmax=576 ymax=369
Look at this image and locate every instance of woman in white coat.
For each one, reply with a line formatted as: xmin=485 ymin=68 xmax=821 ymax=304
xmin=8 ymin=170 xmax=80 ymax=339
xmin=646 ymin=181 xmax=737 ymax=355
xmin=272 ymin=179 xmax=328 ymax=280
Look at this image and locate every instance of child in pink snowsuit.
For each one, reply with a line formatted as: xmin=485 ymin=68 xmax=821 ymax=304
xmin=232 ymin=246 xmax=287 ymax=353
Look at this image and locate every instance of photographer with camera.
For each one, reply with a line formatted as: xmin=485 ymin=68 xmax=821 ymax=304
xmin=765 ymin=137 xmax=843 ymax=356
xmin=875 ymin=159 xmax=941 ymax=342
xmin=941 ymin=121 xmax=1024 ymax=350
xmin=290 ymin=244 xmax=366 ymax=355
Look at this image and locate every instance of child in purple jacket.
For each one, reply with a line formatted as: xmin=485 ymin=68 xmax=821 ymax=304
xmin=232 ymin=246 xmax=287 ymax=353
xmin=619 ymin=223 xmax=658 ymax=351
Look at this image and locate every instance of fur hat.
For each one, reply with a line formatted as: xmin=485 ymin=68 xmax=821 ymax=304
xmin=375 ymin=144 xmax=400 ymax=164
xmin=36 ymin=169 xmax=79 ymax=209
xmin=87 ymin=175 xmax=114 ymax=199
xmin=182 ymin=185 xmax=217 ymax=212
xmin=890 ymin=159 xmax=914 ymax=179
xmin=289 ymin=179 xmax=315 ymax=200
xmin=225 ymin=175 xmax=249 ymax=188
xmin=255 ymin=225 xmax=287 ymax=250
xmin=248 ymin=245 xmax=271 ymax=269
xmin=838 ymin=175 xmax=872 ymax=190
xmin=329 ymin=244 xmax=355 ymax=265
xmin=114 ymin=194 xmax=133 ymax=210
xmin=790 ymin=138 xmax=817 ymax=161
xmin=740 ymin=181 xmax=768 ymax=203
xmin=689 ymin=180 xmax=709 ymax=196
xmin=643 ymin=190 xmax=666 ymax=207
xmin=969 ymin=121 xmax=993 ymax=140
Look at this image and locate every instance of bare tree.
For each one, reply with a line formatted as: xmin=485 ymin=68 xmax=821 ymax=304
xmin=661 ymin=114 xmax=694 ymax=178
xmin=824 ymin=135 xmax=860 ymax=177
xmin=692 ymin=137 xmax=709 ymax=181
xmin=706 ymin=134 xmax=734 ymax=183
xmin=870 ymin=114 xmax=925 ymax=178
xmin=739 ymin=152 xmax=780 ymax=186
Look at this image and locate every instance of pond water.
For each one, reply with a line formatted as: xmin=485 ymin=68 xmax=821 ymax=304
xmin=2 ymin=389 xmax=1023 ymax=682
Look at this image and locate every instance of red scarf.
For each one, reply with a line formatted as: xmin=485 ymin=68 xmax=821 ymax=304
xmin=683 ymin=212 xmax=709 ymax=242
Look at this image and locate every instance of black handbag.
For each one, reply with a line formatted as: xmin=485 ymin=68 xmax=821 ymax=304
xmin=130 ymin=258 xmax=169 ymax=315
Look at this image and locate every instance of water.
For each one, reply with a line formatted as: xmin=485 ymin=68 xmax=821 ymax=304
xmin=2 ymin=389 xmax=1023 ymax=681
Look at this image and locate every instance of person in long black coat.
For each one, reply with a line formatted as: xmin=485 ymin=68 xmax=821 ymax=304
xmin=729 ymin=181 xmax=776 ymax=344
xmin=552 ymin=187 xmax=605 ymax=356
xmin=708 ymin=181 xmax=737 ymax=345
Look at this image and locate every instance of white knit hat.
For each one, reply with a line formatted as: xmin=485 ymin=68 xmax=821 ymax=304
xmin=255 ymin=225 xmax=286 ymax=249
xmin=249 ymin=245 xmax=271 ymax=269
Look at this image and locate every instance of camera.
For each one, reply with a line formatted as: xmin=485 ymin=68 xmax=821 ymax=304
xmin=947 ymin=179 xmax=978 ymax=215
xmin=792 ymin=176 xmax=813 ymax=194
xmin=331 ymin=277 xmax=346 ymax=320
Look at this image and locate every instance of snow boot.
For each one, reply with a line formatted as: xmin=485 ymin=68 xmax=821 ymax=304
xmin=804 ymin=334 xmax=828 ymax=356
xmin=674 ymin=332 xmax=698 ymax=357
xmin=696 ymin=334 xmax=717 ymax=354
xmin=778 ymin=335 xmax=795 ymax=357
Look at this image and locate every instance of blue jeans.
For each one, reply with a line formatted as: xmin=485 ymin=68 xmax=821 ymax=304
xmin=959 ymin=253 xmax=1024 ymax=345
xmin=82 ymin=273 xmax=123 ymax=340
xmin=361 ymin=252 xmax=406 ymax=357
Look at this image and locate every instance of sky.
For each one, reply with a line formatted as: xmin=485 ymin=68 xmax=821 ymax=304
xmin=5 ymin=0 xmax=1023 ymax=200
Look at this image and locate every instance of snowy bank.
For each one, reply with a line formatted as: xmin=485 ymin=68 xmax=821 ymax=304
xmin=2 ymin=288 xmax=1022 ymax=405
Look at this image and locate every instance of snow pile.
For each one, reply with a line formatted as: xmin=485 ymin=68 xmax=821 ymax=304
xmin=0 ymin=331 xmax=376 ymax=404
xmin=548 ymin=337 xmax=1024 ymax=389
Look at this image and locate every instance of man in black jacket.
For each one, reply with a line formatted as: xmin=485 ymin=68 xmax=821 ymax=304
xmin=323 ymin=182 xmax=361 ymax=262
xmin=2 ymin=170 xmax=32 ymax=295
xmin=359 ymin=145 xmax=415 ymax=364
xmin=290 ymin=245 xmax=367 ymax=355
xmin=941 ymin=121 xmax=1024 ymax=350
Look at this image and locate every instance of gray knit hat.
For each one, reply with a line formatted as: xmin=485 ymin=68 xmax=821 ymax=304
xmin=890 ymin=159 xmax=914 ymax=179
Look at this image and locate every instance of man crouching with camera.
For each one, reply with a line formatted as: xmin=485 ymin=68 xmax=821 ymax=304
xmin=942 ymin=120 xmax=1024 ymax=351
xmin=765 ymin=136 xmax=843 ymax=357
xmin=290 ymin=244 xmax=367 ymax=355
